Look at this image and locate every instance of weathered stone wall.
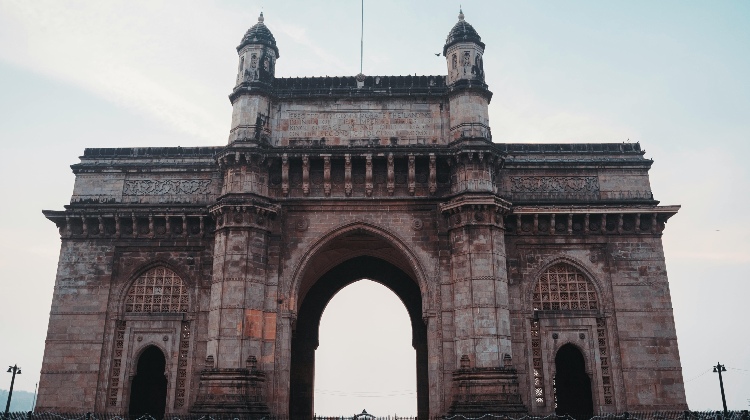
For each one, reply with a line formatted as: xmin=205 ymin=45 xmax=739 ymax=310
xmin=504 ymin=224 xmax=685 ymax=414
xmin=37 ymin=231 xmax=215 ymax=412
xmin=38 ymin=240 xmax=115 ymax=411
xmin=607 ymin=237 xmax=686 ymax=410
xmin=70 ymin=148 xmax=222 ymax=205
xmin=270 ymin=99 xmax=447 ymax=146
xmin=38 ymin=10 xmax=687 ymax=418
xmin=270 ymin=201 xmax=444 ymax=415
xmin=40 ymin=142 xmax=687 ymax=417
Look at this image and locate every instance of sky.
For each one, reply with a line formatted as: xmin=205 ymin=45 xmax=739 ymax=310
xmin=0 ymin=0 xmax=749 ymax=415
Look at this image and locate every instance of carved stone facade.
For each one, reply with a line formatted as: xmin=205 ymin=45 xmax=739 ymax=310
xmin=38 ymin=10 xmax=687 ymax=419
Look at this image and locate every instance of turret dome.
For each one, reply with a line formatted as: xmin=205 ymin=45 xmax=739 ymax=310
xmin=443 ymin=9 xmax=484 ymax=56
xmin=238 ymin=12 xmax=280 ymax=57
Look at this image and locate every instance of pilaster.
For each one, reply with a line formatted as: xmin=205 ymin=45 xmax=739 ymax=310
xmin=441 ymin=194 xmax=527 ymax=414
xmin=194 ymin=161 xmax=279 ymax=414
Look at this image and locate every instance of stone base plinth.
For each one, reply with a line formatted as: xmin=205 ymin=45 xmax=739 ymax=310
xmin=191 ymin=368 xmax=271 ymax=417
xmin=448 ymin=366 xmax=527 ymax=416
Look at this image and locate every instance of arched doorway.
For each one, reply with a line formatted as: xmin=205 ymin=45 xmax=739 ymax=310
xmin=554 ymin=344 xmax=593 ymax=418
xmin=129 ymin=346 xmax=168 ymax=419
xmin=290 ymin=255 xmax=428 ymax=420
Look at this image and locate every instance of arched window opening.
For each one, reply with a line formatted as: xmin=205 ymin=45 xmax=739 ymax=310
xmin=554 ymin=344 xmax=593 ymax=418
xmin=129 ymin=346 xmax=168 ymax=419
xmin=125 ymin=267 xmax=188 ymax=313
xmin=533 ymin=263 xmax=598 ymax=311
xmin=237 ymin=56 xmax=245 ymax=82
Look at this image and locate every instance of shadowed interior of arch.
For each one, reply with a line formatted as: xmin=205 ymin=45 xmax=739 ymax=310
xmin=128 ymin=345 xmax=168 ymax=418
xmin=290 ymin=255 xmax=428 ymax=420
xmin=554 ymin=344 xmax=593 ymax=418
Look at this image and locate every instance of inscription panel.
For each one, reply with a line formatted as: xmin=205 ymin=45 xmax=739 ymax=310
xmin=272 ymin=100 xmax=446 ymax=146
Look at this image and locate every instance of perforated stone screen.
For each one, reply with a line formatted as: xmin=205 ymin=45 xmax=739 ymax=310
xmin=532 ymin=263 xmax=598 ymax=311
xmin=125 ymin=267 xmax=188 ymax=313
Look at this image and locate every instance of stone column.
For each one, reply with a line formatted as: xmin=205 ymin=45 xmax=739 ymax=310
xmin=441 ymin=194 xmax=526 ymax=415
xmin=192 ymin=203 xmax=276 ymax=416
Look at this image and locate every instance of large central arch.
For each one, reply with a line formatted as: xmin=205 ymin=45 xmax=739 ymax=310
xmin=289 ymin=254 xmax=428 ymax=419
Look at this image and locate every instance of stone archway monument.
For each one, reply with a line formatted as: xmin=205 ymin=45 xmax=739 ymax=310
xmin=38 ymin=9 xmax=688 ymax=419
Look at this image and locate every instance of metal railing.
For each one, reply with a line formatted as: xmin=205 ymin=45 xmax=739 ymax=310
xmin=3 ymin=412 xmax=748 ymax=420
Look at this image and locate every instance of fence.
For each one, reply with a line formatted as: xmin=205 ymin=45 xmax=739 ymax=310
xmin=3 ymin=412 xmax=749 ymax=420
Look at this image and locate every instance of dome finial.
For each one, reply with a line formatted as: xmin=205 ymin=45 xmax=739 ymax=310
xmin=458 ymin=7 xmax=464 ymax=21
xmin=258 ymin=11 xmax=264 ymax=23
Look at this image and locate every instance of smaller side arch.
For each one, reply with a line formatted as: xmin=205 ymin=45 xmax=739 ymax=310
xmin=553 ymin=343 xmax=594 ymax=418
xmin=128 ymin=342 xmax=170 ymax=378
xmin=550 ymin=340 xmax=594 ymax=377
xmin=128 ymin=345 xmax=168 ymax=418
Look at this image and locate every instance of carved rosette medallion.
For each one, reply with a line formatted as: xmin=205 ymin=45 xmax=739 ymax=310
xmin=295 ymin=218 xmax=309 ymax=232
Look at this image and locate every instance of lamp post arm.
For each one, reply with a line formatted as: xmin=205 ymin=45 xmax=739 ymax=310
xmin=4 ymin=365 xmax=20 ymax=420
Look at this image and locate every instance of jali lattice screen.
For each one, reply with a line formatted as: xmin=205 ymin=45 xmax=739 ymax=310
xmin=125 ymin=267 xmax=188 ymax=313
xmin=532 ymin=263 xmax=598 ymax=311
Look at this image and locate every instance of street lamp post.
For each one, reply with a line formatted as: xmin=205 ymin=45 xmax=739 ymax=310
xmin=4 ymin=364 xmax=21 ymax=420
xmin=713 ymin=362 xmax=728 ymax=418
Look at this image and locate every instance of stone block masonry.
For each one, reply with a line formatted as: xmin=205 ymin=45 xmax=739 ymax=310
xmin=37 ymin=9 xmax=687 ymax=420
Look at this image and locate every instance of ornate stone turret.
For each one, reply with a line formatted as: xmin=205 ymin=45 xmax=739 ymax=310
xmin=237 ymin=12 xmax=279 ymax=84
xmin=443 ymin=9 xmax=492 ymax=140
xmin=444 ymin=9 xmax=485 ymax=85
xmin=229 ymin=12 xmax=278 ymax=144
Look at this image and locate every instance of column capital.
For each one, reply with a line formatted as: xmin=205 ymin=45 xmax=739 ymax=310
xmin=440 ymin=194 xmax=512 ymax=229
xmin=209 ymin=198 xmax=279 ymax=231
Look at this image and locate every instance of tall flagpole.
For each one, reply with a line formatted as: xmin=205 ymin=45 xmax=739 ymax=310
xmin=360 ymin=0 xmax=364 ymax=74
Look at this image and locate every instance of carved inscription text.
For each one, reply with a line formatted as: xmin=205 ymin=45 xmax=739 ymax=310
xmin=282 ymin=110 xmax=436 ymax=139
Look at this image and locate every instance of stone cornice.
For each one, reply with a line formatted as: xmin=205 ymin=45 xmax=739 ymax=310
xmin=441 ymin=194 xmax=512 ymax=214
xmin=209 ymin=196 xmax=280 ymax=232
xmin=440 ymin=193 xmax=512 ymax=229
xmin=505 ymin=205 xmax=680 ymax=236
xmin=42 ymin=209 xmax=212 ymax=239
xmin=209 ymin=196 xmax=279 ymax=217
xmin=446 ymin=78 xmax=493 ymax=103
xmin=230 ymin=75 xmax=451 ymax=103
xmin=511 ymin=204 xmax=680 ymax=215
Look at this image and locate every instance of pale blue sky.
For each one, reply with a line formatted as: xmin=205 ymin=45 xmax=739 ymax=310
xmin=0 ymin=0 xmax=748 ymax=414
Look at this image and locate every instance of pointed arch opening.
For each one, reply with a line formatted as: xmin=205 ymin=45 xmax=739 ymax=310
xmin=290 ymin=254 xmax=427 ymax=420
xmin=314 ymin=279 xmax=416 ymax=415
xmin=128 ymin=346 xmax=168 ymax=419
xmin=554 ymin=344 xmax=593 ymax=418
